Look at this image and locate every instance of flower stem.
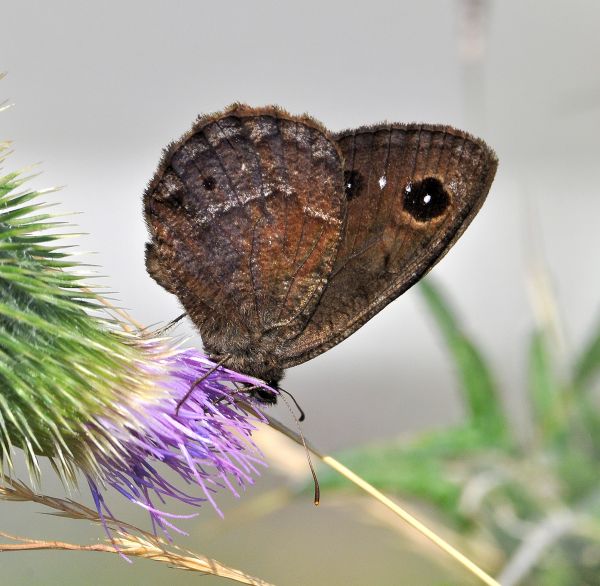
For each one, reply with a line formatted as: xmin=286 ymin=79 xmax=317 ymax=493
xmin=263 ymin=413 xmax=501 ymax=586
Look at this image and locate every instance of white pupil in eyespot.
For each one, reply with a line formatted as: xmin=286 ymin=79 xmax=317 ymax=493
xmin=423 ymin=194 xmax=432 ymax=204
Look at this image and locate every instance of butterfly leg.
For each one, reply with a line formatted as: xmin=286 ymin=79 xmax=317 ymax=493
xmin=175 ymin=355 xmax=230 ymax=415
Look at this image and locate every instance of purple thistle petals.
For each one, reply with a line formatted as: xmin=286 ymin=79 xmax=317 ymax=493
xmin=84 ymin=348 xmax=273 ymax=536
xmin=87 ymin=477 xmax=133 ymax=562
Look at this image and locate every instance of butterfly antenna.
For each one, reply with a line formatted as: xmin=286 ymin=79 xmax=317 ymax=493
xmin=229 ymin=383 xmax=319 ymax=504
xmin=230 ymin=383 xmax=305 ymax=421
xmin=175 ymin=354 xmax=230 ymax=415
xmin=277 ymin=391 xmax=320 ymax=506
xmin=277 ymin=386 xmax=306 ymax=422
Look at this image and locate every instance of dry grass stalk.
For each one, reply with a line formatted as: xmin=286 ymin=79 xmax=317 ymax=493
xmin=262 ymin=412 xmax=501 ymax=586
xmin=0 ymin=476 xmax=274 ymax=586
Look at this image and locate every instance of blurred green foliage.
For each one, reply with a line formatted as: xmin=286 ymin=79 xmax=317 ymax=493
xmin=320 ymin=279 xmax=600 ymax=586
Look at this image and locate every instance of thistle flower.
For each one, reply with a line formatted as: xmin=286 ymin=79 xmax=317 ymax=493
xmin=86 ymin=347 xmax=269 ymax=536
xmin=0 ymin=142 xmax=270 ymax=535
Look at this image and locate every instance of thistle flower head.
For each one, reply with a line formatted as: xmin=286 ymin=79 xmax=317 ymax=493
xmin=86 ymin=346 xmax=269 ymax=535
xmin=0 ymin=143 xmax=271 ymax=534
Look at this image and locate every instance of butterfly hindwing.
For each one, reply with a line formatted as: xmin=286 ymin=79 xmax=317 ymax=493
xmin=279 ymin=123 xmax=498 ymax=367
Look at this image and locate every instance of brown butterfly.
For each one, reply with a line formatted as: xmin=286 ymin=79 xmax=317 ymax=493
xmin=144 ymin=104 xmax=497 ymax=398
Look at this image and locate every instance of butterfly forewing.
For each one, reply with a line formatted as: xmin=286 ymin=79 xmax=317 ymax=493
xmin=279 ymin=124 xmax=497 ymax=367
xmin=145 ymin=105 xmax=345 ymax=379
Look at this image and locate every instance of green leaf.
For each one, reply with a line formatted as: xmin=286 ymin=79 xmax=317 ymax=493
xmin=528 ymin=329 xmax=568 ymax=445
xmin=320 ymin=429 xmax=474 ymax=526
xmin=419 ymin=279 xmax=508 ymax=443
xmin=573 ymin=318 xmax=600 ymax=389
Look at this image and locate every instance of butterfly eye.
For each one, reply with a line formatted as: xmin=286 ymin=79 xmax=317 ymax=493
xmin=343 ymin=170 xmax=363 ymax=200
xmin=403 ymin=177 xmax=450 ymax=222
xmin=203 ymin=176 xmax=216 ymax=191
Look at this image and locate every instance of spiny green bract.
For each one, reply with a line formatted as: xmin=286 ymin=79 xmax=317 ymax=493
xmin=0 ymin=145 xmax=143 ymax=483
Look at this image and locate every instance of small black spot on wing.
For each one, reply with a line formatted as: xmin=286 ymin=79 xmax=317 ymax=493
xmin=343 ymin=170 xmax=363 ymax=200
xmin=203 ymin=176 xmax=216 ymax=190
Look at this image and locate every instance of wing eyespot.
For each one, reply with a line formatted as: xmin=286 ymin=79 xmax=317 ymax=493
xmin=343 ymin=170 xmax=363 ymax=201
xmin=403 ymin=177 xmax=450 ymax=222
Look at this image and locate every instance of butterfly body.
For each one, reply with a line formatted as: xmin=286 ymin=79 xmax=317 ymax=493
xmin=144 ymin=104 xmax=497 ymax=386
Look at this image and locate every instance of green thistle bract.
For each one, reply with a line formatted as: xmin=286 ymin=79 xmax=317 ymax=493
xmin=0 ymin=142 xmax=270 ymax=534
xmin=0 ymin=157 xmax=141 ymax=482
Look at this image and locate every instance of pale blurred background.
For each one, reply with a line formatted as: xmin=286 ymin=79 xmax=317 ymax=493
xmin=1 ymin=1 xmax=599 ymax=584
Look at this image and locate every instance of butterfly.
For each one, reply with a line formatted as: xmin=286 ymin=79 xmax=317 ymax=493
xmin=144 ymin=104 xmax=497 ymax=398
